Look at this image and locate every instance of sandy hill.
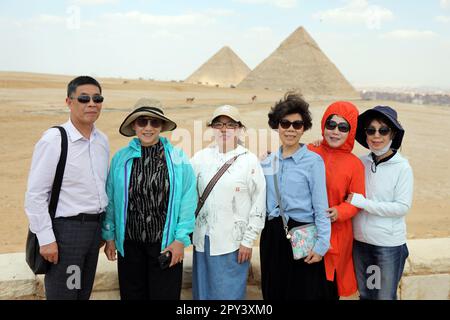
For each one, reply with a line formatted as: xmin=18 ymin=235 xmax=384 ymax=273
xmin=238 ymin=27 xmax=360 ymax=100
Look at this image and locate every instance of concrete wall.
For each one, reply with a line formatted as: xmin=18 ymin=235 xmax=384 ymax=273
xmin=1 ymin=238 xmax=449 ymax=300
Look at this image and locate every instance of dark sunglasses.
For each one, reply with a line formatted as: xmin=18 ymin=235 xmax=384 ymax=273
xmin=325 ymin=120 xmax=350 ymax=133
xmin=72 ymin=95 xmax=104 ymax=104
xmin=279 ymin=119 xmax=304 ymax=130
xmin=365 ymin=126 xmax=391 ymax=136
xmin=135 ymin=117 xmax=163 ymax=128
xmin=211 ymin=121 xmax=240 ymax=129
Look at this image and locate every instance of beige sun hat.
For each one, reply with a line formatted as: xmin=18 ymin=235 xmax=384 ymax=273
xmin=209 ymin=104 xmax=242 ymax=125
xmin=119 ymin=98 xmax=177 ymax=136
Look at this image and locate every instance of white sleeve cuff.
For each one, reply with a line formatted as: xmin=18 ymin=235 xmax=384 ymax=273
xmin=350 ymin=193 xmax=367 ymax=209
xmin=36 ymin=229 xmax=56 ymax=246
xmin=241 ymin=237 xmax=254 ymax=249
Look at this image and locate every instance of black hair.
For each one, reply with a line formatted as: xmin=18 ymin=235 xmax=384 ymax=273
xmin=67 ymin=76 xmax=102 ymax=97
xmin=268 ymin=92 xmax=312 ymax=130
xmin=363 ymin=115 xmax=398 ymax=144
xmin=326 ymin=114 xmax=350 ymax=125
xmin=363 ymin=114 xmax=397 ymax=135
xmin=326 ymin=114 xmax=335 ymax=123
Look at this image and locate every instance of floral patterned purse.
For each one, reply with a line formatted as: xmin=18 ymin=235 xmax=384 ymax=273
xmin=287 ymin=223 xmax=318 ymax=259
xmin=273 ymin=171 xmax=318 ymax=260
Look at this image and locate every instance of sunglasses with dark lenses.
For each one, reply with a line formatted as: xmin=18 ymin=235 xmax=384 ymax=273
xmin=365 ymin=126 xmax=391 ymax=136
xmin=279 ymin=119 xmax=304 ymax=130
xmin=135 ymin=117 xmax=163 ymax=128
xmin=211 ymin=121 xmax=240 ymax=129
xmin=73 ymin=95 xmax=104 ymax=104
xmin=325 ymin=120 xmax=350 ymax=133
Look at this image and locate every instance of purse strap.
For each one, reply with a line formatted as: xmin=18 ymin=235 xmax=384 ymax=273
xmin=272 ymin=159 xmax=290 ymax=238
xmin=195 ymin=152 xmax=246 ymax=217
xmin=48 ymin=126 xmax=68 ymax=220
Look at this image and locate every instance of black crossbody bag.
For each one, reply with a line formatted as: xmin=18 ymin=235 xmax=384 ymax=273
xmin=25 ymin=126 xmax=68 ymax=274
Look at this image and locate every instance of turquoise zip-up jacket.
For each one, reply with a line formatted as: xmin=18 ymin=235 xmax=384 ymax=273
xmin=101 ymin=137 xmax=197 ymax=257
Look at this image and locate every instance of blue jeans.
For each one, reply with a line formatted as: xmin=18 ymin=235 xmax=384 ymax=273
xmin=353 ymin=240 xmax=409 ymax=300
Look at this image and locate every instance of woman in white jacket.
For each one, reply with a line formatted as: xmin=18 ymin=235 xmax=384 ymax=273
xmin=190 ymin=105 xmax=266 ymax=300
xmin=347 ymin=106 xmax=413 ymax=300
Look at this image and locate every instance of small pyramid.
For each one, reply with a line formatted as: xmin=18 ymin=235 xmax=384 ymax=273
xmin=185 ymin=46 xmax=251 ymax=87
xmin=238 ymin=27 xmax=359 ymax=99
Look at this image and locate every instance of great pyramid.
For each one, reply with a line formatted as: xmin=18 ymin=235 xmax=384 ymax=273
xmin=185 ymin=46 xmax=251 ymax=87
xmin=238 ymin=27 xmax=359 ymax=99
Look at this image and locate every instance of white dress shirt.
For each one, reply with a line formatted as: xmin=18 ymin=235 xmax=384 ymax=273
xmin=25 ymin=119 xmax=109 ymax=246
xmin=190 ymin=144 xmax=266 ymax=256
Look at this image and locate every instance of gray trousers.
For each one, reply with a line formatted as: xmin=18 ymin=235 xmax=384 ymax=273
xmin=44 ymin=218 xmax=102 ymax=300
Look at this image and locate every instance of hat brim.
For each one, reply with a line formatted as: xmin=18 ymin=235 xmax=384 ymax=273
xmin=356 ymin=109 xmax=405 ymax=150
xmin=119 ymin=109 xmax=177 ymax=137
xmin=209 ymin=114 xmax=242 ymax=126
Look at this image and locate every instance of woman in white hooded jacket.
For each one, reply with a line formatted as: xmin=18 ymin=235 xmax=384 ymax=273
xmin=347 ymin=106 xmax=413 ymax=300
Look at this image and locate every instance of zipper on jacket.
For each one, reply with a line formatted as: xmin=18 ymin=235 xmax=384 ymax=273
xmin=123 ymin=158 xmax=132 ymax=230
xmin=164 ymin=148 xmax=176 ymax=249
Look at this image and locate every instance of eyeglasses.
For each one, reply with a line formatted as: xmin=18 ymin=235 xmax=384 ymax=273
xmin=211 ymin=121 xmax=240 ymax=129
xmin=72 ymin=95 xmax=104 ymax=104
xmin=279 ymin=119 xmax=304 ymax=130
xmin=365 ymin=126 xmax=391 ymax=136
xmin=325 ymin=120 xmax=350 ymax=133
xmin=135 ymin=117 xmax=163 ymax=128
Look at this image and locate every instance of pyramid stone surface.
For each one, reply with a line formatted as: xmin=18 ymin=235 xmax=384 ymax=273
xmin=185 ymin=46 xmax=251 ymax=87
xmin=238 ymin=27 xmax=359 ymax=99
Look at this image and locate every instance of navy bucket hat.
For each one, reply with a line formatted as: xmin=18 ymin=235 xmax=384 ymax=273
xmin=355 ymin=106 xmax=405 ymax=150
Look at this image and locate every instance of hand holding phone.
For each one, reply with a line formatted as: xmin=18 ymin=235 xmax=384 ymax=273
xmin=158 ymin=251 xmax=172 ymax=270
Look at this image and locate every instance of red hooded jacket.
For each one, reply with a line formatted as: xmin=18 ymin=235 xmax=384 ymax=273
xmin=308 ymin=101 xmax=365 ymax=297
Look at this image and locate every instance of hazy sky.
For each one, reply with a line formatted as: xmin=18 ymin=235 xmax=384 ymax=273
xmin=1 ymin=0 xmax=449 ymax=88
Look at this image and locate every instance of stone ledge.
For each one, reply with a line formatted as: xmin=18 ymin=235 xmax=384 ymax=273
xmin=1 ymin=238 xmax=449 ymax=300
xmin=93 ymin=254 xmax=119 ymax=291
xmin=90 ymin=290 xmax=120 ymax=300
xmin=400 ymin=274 xmax=450 ymax=300
xmin=0 ymin=253 xmax=36 ymax=299
xmin=405 ymin=238 xmax=450 ymax=276
xmin=182 ymin=250 xmax=193 ymax=289
xmin=248 ymin=247 xmax=261 ymax=286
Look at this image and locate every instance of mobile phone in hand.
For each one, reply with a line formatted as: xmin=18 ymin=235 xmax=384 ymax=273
xmin=158 ymin=251 xmax=172 ymax=270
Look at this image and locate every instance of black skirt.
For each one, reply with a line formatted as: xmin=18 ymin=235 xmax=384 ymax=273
xmin=260 ymin=216 xmax=338 ymax=300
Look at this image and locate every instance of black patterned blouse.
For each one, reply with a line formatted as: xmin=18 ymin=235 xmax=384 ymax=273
xmin=125 ymin=140 xmax=170 ymax=243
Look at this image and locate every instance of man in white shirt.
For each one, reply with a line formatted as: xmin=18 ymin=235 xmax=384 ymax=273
xmin=25 ymin=76 xmax=109 ymax=300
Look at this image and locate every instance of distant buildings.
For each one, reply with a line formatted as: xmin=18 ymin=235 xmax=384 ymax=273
xmin=360 ymin=90 xmax=450 ymax=106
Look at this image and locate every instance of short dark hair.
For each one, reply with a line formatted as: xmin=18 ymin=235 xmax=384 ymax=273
xmin=268 ymin=92 xmax=312 ymax=130
xmin=67 ymin=76 xmax=102 ymax=97
xmin=363 ymin=114 xmax=397 ymax=135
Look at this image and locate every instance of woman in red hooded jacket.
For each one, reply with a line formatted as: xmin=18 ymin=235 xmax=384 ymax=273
xmin=308 ymin=101 xmax=365 ymax=298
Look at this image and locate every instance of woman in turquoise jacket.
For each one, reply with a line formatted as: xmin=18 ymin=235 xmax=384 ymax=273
xmin=102 ymin=98 xmax=197 ymax=300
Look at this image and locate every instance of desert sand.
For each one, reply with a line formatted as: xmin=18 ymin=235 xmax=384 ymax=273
xmin=0 ymin=71 xmax=449 ymax=253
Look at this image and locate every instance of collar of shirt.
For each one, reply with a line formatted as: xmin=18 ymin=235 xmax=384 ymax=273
xmin=212 ymin=144 xmax=246 ymax=160
xmin=275 ymin=143 xmax=307 ymax=164
xmin=64 ymin=119 xmax=98 ymax=143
